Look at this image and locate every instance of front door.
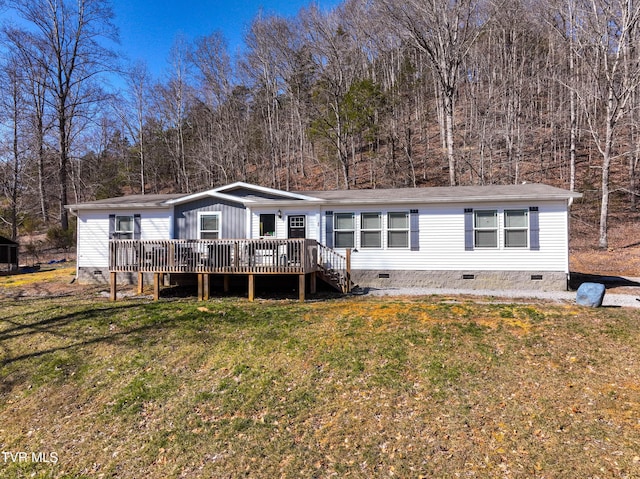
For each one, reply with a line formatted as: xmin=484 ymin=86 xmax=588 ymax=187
xmin=288 ymin=215 xmax=306 ymax=239
xmin=287 ymin=215 xmax=305 ymax=265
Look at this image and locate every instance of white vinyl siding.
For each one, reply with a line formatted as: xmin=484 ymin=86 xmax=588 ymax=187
xmin=77 ymin=200 xmax=569 ymax=275
xmin=320 ymin=201 xmax=569 ymax=273
xmin=249 ymin=209 xmax=320 ymax=240
xmin=76 ymin=209 xmax=172 ymax=268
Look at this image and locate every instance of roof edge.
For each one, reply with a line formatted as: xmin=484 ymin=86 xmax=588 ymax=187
xmin=165 ymin=190 xmax=251 ymax=206
xmin=213 ymin=181 xmax=323 ymax=201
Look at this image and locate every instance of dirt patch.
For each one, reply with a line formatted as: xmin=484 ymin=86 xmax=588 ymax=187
xmin=571 ymin=246 xmax=640 ymax=277
xmin=570 ymin=208 xmax=640 ymax=276
xmin=0 ymin=264 xmax=105 ymax=299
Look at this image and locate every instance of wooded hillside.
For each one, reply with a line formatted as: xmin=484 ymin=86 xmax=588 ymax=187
xmin=2 ymin=0 xmax=640 ymax=249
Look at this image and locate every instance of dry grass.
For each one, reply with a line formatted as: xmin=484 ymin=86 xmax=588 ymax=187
xmin=1 ymin=286 xmax=639 ymax=478
xmin=570 ymin=204 xmax=640 ymax=277
xmin=0 ymin=265 xmax=81 ymax=300
xmin=0 ymin=266 xmax=75 ymax=286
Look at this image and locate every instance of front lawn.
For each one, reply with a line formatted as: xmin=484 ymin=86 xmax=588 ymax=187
xmin=1 ymin=293 xmax=639 ymax=478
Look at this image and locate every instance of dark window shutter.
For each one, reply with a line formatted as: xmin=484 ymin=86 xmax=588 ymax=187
xmin=410 ymin=209 xmax=419 ymax=251
xmin=134 ymin=214 xmax=141 ymax=240
xmin=529 ymin=207 xmax=540 ymax=250
xmin=464 ymin=209 xmax=474 ymax=251
xmin=325 ymin=211 xmax=334 ymax=248
xmin=108 ymin=214 xmax=116 ymax=239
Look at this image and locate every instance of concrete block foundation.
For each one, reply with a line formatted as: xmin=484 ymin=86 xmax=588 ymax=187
xmin=78 ymin=267 xmax=156 ymax=286
xmin=79 ymin=267 xmax=569 ymax=292
xmin=350 ymin=270 xmax=568 ymax=291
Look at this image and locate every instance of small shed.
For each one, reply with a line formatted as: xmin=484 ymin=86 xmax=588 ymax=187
xmin=0 ymin=236 xmax=19 ymax=273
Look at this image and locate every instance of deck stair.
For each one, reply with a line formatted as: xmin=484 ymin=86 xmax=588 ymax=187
xmin=316 ymin=243 xmax=354 ymax=293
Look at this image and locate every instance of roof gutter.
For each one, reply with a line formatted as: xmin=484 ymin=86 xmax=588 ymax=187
xmin=65 ymin=202 xmax=175 ymax=211
xmin=245 ymin=192 xmax=582 ymax=208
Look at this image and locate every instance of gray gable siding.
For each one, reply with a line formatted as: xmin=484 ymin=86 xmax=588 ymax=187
xmin=223 ymin=187 xmax=300 ymax=201
xmin=173 ymin=198 xmax=246 ymax=239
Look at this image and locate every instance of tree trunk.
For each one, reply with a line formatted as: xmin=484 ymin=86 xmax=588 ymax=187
xmin=36 ymin=119 xmax=48 ymax=221
xmin=598 ymin=101 xmax=615 ymax=249
xmin=569 ymin=58 xmax=577 ymax=206
xmin=443 ymin=92 xmax=456 ymax=186
xmin=10 ymin=77 xmax=20 ymax=241
xmin=58 ymin=110 xmax=69 ymax=231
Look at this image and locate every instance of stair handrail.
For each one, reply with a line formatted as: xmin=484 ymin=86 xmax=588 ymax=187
xmin=316 ymin=242 xmax=352 ymax=293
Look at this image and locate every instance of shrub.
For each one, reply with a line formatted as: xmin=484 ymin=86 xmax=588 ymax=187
xmin=46 ymin=226 xmax=75 ymax=252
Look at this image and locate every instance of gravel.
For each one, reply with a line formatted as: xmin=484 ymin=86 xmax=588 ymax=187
xmin=362 ymin=285 xmax=640 ymax=308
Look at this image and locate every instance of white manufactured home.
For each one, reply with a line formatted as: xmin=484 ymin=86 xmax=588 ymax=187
xmin=67 ymin=182 xmax=581 ymax=300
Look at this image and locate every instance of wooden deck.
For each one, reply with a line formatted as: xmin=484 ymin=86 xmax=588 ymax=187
xmin=109 ymin=238 xmax=351 ymax=301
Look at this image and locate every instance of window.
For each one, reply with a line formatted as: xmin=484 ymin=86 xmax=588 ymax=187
xmin=115 ymin=215 xmax=134 ymax=239
xmin=361 ymin=213 xmax=381 ymax=248
xmin=289 ymin=216 xmax=304 ymax=228
xmin=504 ymin=209 xmax=528 ymax=248
xmin=334 ymin=213 xmax=355 ymax=248
xmin=474 ymin=210 xmax=498 ymax=248
xmin=200 ymin=213 xmax=220 ymax=239
xmin=466 ymin=208 xmax=537 ymax=250
xmin=388 ymin=212 xmax=409 ymax=248
xmin=260 ymin=214 xmax=276 ymax=236
xmin=288 ymin=215 xmax=305 ymax=239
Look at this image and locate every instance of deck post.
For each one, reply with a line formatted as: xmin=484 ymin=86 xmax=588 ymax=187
xmin=310 ymin=271 xmax=316 ymax=294
xmin=197 ymin=273 xmax=204 ymax=301
xmin=110 ymin=272 xmax=117 ymax=301
xmin=248 ymin=274 xmax=255 ymax=301
xmin=203 ymin=274 xmax=210 ymax=300
xmin=299 ymin=273 xmax=306 ymax=302
xmin=223 ymin=274 xmax=230 ymax=293
xmin=137 ymin=272 xmax=144 ymax=295
xmin=153 ymin=273 xmax=160 ymax=301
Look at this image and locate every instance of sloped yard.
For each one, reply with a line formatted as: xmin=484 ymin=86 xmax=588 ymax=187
xmin=1 ymin=281 xmax=639 ymax=478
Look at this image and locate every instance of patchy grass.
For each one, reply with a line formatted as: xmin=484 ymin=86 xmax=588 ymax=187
xmin=0 ymin=266 xmax=76 ymax=287
xmin=1 ymin=294 xmax=639 ymax=478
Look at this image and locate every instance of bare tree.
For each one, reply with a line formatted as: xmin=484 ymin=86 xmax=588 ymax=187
xmin=6 ymin=0 xmax=118 ymax=230
xmin=243 ymin=15 xmax=288 ymax=188
xmin=116 ymin=61 xmax=152 ymax=194
xmin=3 ymin=25 xmax=52 ymax=221
xmin=303 ymin=5 xmax=370 ymax=188
xmin=155 ymin=36 xmax=192 ymax=192
xmin=569 ymin=0 xmax=640 ymax=248
xmin=545 ymin=0 xmax=583 ymax=203
xmin=377 ymin=0 xmax=482 ymax=186
xmin=0 ymin=58 xmax=25 ymax=239
xmin=189 ymin=32 xmax=239 ymax=187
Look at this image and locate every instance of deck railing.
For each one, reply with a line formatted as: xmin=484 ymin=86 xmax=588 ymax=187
xmin=109 ymin=238 xmax=318 ymax=275
xmin=317 ymin=242 xmax=352 ymax=292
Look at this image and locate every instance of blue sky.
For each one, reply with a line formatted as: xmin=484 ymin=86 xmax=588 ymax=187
xmin=111 ymin=0 xmax=342 ymax=80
